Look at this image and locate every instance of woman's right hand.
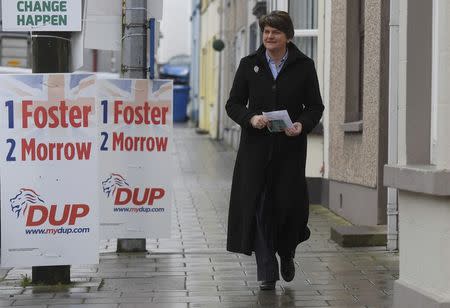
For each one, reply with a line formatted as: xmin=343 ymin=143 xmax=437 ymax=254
xmin=250 ymin=115 xmax=269 ymax=129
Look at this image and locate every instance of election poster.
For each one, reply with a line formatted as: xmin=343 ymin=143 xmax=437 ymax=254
xmin=97 ymin=79 xmax=173 ymax=239
xmin=0 ymin=74 xmax=99 ymax=267
xmin=1 ymin=0 xmax=82 ymax=32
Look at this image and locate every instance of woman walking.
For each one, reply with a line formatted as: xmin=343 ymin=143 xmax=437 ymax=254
xmin=225 ymin=10 xmax=324 ymax=290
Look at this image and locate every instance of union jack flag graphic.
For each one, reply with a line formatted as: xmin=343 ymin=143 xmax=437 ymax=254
xmin=0 ymin=74 xmax=97 ymax=132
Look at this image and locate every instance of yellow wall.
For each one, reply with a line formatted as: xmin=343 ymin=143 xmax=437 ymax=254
xmin=201 ymin=0 xmax=210 ymax=13
xmin=199 ymin=0 xmax=220 ymax=137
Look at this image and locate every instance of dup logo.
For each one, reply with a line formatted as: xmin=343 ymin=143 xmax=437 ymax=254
xmin=102 ymin=173 xmax=165 ymax=206
xmin=10 ymin=188 xmax=90 ymax=226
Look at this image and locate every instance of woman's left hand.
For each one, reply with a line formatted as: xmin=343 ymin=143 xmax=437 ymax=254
xmin=285 ymin=122 xmax=302 ymax=137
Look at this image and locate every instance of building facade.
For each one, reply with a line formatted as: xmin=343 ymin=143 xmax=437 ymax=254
xmin=384 ymin=0 xmax=450 ymax=306
xmin=327 ymin=0 xmax=390 ymax=226
xmin=196 ymin=0 xmax=220 ymax=137
xmin=221 ymin=0 xmax=252 ymax=148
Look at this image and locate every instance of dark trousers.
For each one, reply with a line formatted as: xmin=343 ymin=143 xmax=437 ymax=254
xmin=255 ymin=185 xmax=279 ymax=281
xmin=254 ymin=158 xmax=295 ymax=282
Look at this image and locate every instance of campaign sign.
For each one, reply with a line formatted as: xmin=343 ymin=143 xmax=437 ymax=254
xmin=98 ymin=79 xmax=173 ymax=239
xmin=0 ymin=74 xmax=99 ymax=267
xmin=1 ymin=0 xmax=82 ymax=32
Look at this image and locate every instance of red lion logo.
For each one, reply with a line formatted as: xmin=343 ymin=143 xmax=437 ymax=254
xmin=102 ymin=173 xmax=129 ymax=198
xmin=10 ymin=188 xmax=45 ymax=218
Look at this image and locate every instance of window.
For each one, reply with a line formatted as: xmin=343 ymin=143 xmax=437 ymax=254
xmin=344 ymin=0 xmax=365 ymax=124
xmin=249 ymin=22 xmax=258 ymax=54
xmin=292 ymin=37 xmax=317 ymax=63
xmin=290 ymin=0 xmax=317 ymax=29
xmin=289 ymin=0 xmax=318 ymax=63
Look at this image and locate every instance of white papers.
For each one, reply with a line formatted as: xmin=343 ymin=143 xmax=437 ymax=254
xmin=262 ymin=110 xmax=293 ymax=133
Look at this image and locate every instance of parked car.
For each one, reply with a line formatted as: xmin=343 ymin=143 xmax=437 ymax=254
xmin=158 ymin=54 xmax=190 ymax=85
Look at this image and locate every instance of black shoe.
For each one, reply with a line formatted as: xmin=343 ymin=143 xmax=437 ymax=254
xmin=280 ymin=257 xmax=295 ymax=282
xmin=259 ymin=280 xmax=276 ymax=290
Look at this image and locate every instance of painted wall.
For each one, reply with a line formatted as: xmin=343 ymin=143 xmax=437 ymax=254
xmin=198 ymin=0 xmax=220 ymax=136
xmin=322 ymin=0 xmax=332 ymax=180
xmin=433 ymin=0 xmax=450 ymax=169
xmin=221 ymin=0 xmax=248 ymax=148
xmin=327 ymin=0 xmax=390 ymax=225
xmin=397 ymin=191 xmax=450 ymax=302
xmin=329 ymin=0 xmax=388 ymax=188
xmin=306 ymin=134 xmax=324 ymax=178
xmin=190 ymin=0 xmax=201 ymax=124
xmin=391 ymin=1 xmax=450 ymax=306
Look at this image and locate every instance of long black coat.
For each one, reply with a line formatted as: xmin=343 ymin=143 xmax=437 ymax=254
xmin=225 ymin=43 xmax=324 ymax=256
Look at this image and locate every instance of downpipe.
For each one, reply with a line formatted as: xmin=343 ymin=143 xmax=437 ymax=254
xmin=387 ymin=0 xmax=399 ymax=252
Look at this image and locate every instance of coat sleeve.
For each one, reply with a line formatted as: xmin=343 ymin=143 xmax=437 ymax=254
xmin=296 ymin=60 xmax=324 ymax=134
xmin=225 ymin=59 xmax=258 ymax=128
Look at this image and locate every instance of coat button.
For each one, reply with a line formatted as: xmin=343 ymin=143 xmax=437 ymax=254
xmin=272 ymin=84 xmax=276 ymax=92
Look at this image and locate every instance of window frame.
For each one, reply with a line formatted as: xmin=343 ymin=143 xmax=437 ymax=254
xmin=289 ymin=0 xmax=319 ymax=64
xmin=343 ymin=0 xmax=365 ymax=128
xmin=268 ymin=0 xmax=325 ymax=98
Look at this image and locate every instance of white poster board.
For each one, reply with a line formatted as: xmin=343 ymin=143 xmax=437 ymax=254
xmin=84 ymin=0 xmax=163 ymax=51
xmin=1 ymin=0 xmax=82 ymax=32
xmin=0 ymin=74 xmax=99 ymax=267
xmin=98 ymin=79 xmax=173 ymax=239
xmin=84 ymin=0 xmax=122 ymax=51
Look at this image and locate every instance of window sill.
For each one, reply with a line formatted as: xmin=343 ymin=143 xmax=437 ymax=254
xmin=341 ymin=121 xmax=363 ymax=133
xmin=384 ymin=164 xmax=450 ymax=196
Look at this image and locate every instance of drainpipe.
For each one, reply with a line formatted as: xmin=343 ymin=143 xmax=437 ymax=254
xmin=387 ymin=0 xmax=399 ymax=251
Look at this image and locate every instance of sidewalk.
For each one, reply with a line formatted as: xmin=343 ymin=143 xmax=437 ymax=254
xmin=0 ymin=126 xmax=398 ymax=307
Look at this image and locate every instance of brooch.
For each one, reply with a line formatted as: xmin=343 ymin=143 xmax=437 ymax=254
xmin=254 ymin=66 xmax=259 ymax=73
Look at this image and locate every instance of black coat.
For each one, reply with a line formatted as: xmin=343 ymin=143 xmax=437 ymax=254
xmin=225 ymin=43 xmax=324 ymax=256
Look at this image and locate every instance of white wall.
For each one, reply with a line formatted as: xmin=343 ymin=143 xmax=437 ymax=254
xmin=157 ymin=0 xmax=192 ymax=63
xmin=322 ymin=0 xmax=331 ymax=179
xmin=398 ymin=191 xmax=450 ymax=301
xmin=397 ymin=0 xmax=408 ymax=166
xmin=393 ymin=1 xmax=450 ymax=305
xmin=306 ymin=135 xmax=324 ymax=178
xmin=432 ymin=0 xmax=450 ymax=169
